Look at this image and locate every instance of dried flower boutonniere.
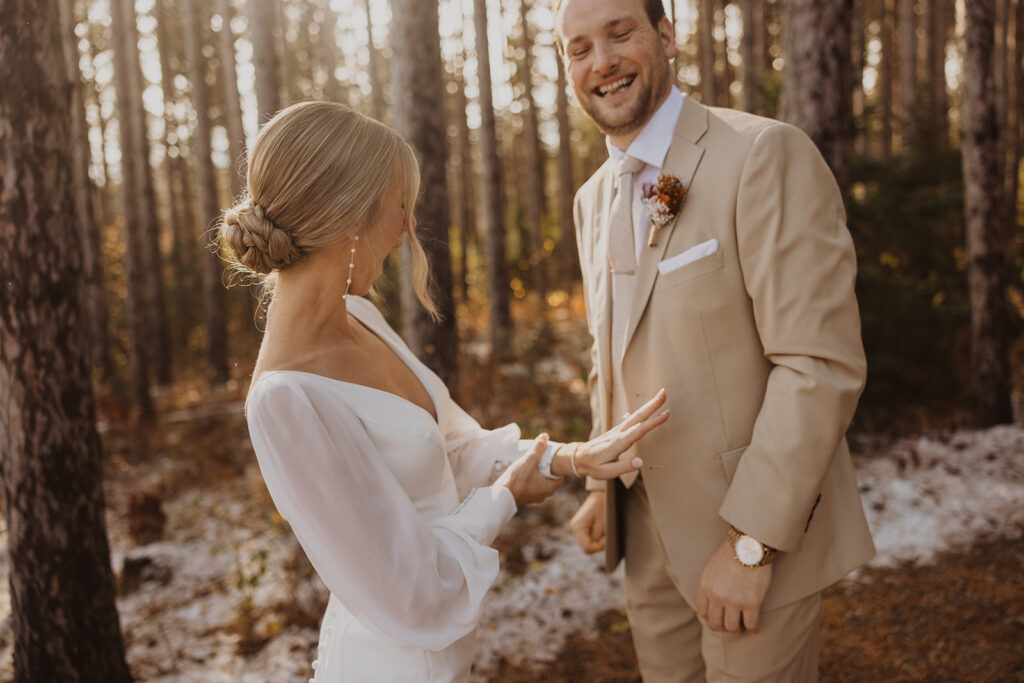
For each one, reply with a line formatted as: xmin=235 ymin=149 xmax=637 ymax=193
xmin=641 ymin=174 xmax=688 ymax=247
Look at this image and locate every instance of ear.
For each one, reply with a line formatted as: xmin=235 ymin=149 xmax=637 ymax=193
xmin=657 ymin=16 xmax=677 ymax=60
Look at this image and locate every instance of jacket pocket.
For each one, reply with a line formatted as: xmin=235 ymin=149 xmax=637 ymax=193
xmin=657 ymin=246 xmax=725 ymax=289
xmin=717 ymin=444 xmax=748 ymax=482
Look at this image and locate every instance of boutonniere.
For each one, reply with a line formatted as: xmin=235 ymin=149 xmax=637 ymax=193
xmin=641 ymin=174 xmax=688 ymax=247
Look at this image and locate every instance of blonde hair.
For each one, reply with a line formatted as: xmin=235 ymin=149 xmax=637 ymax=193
xmin=219 ymin=101 xmax=438 ymax=319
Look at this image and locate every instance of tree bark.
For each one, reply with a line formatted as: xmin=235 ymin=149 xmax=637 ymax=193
xmin=123 ymin=0 xmax=172 ymax=386
xmin=898 ymin=0 xmax=917 ymax=144
xmin=699 ymin=0 xmax=718 ymax=104
xmin=318 ymin=0 xmax=345 ymax=103
xmin=518 ymin=0 xmax=548 ymax=302
xmin=219 ymin=0 xmax=247 ymax=203
xmin=249 ymin=0 xmax=282 ymax=125
xmin=556 ymin=54 xmax=579 ymax=289
xmin=961 ymin=0 xmax=1012 ymax=426
xmin=185 ymin=0 xmax=230 ymax=383
xmin=363 ymin=0 xmax=386 ymax=122
xmin=852 ymin=0 xmax=868 ymax=154
xmin=741 ymin=0 xmax=761 ymax=112
xmin=924 ymin=0 xmax=949 ymax=140
xmin=111 ymin=0 xmax=153 ymax=415
xmin=780 ymin=0 xmax=853 ymax=193
xmin=0 ymin=1 xmax=133 ymax=679
xmin=60 ymin=0 xmax=113 ymax=386
xmin=451 ymin=20 xmax=476 ymax=304
xmin=390 ymin=0 xmax=458 ymax=385
xmin=474 ymin=0 xmax=512 ymax=353
xmin=878 ymin=0 xmax=894 ymax=157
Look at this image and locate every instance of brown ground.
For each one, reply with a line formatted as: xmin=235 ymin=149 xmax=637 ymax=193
xmin=483 ymin=531 xmax=1024 ymax=682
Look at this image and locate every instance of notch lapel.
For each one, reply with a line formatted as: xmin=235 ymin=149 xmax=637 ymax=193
xmin=622 ymin=98 xmax=710 ymax=356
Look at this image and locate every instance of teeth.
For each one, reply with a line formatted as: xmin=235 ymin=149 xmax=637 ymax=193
xmin=599 ymin=77 xmax=632 ymax=95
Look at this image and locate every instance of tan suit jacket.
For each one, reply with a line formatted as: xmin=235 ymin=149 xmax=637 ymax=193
xmin=575 ymin=98 xmax=875 ymax=612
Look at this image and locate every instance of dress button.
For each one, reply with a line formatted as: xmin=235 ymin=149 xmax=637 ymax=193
xmin=312 ymin=659 xmax=319 ymax=670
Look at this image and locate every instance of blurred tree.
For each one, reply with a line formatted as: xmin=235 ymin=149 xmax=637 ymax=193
xmin=391 ymin=0 xmax=459 ymax=384
xmin=518 ymin=0 xmax=548 ymax=302
xmin=699 ymin=0 xmax=717 ymax=104
xmin=363 ymin=0 xmax=386 ymax=122
xmin=555 ymin=54 xmax=579 ymax=289
xmin=474 ymin=0 xmax=513 ymax=354
xmin=714 ymin=0 xmax=732 ymax=106
xmin=61 ymin=0 xmax=113 ymax=386
xmin=879 ymin=0 xmax=894 ymax=158
xmin=111 ymin=0 xmax=154 ymax=415
xmin=219 ymin=0 xmax=247 ymax=202
xmin=741 ymin=0 xmax=763 ymax=113
xmin=185 ymin=0 xmax=230 ymax=384
xmin=122 ymin=0 xmax=173 ymax=387
xmin=962 ymin=0 xmax=1012 ymax=425
xmin=898 ymin=0 xmax=917 ymax=145
xmin=851 ymin=0 xmax=868 ymax=154
xmin=250 ymin=0 xmax=282 ymax=124
xmin=448 ymin=8 xmax=476 ymax=304
xmin=780 ymin=0 xmax=854 ymax=193
xmin=318 ymin=0 xmax=345 ymax=103
xmin=923 ymin=0 xmax=949 ymax=141
xmin=0 ymin=0 xmax=132 ymax=678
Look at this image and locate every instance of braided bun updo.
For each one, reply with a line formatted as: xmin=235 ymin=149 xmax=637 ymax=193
xmin=221 ymin=203 xmax=301 ymax=275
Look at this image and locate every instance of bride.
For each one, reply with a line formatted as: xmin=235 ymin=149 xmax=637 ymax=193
xmin=221 ymin=101 xmax=668 ymax=682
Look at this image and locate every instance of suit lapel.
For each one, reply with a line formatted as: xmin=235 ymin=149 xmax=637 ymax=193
xmin=622 ymin=98 xmax=710 ymax=356
xmin=590 ymin=163 xmax=615 ymax=429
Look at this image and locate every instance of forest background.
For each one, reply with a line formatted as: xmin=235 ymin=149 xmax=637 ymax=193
xmin=0 ymin=0 xmax=1022 ymax=680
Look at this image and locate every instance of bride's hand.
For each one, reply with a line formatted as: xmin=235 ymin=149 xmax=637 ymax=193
xmin=495 ymin=434 xmax=565 ymax=505
xmin=553 ymin=389 xmax=669 ymax=480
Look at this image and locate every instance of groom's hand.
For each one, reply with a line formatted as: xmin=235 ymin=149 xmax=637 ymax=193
xmin=569 ymin=491 xmax=606 ymax=554
xmin=696 ymin=539 xmax=773 ymax=635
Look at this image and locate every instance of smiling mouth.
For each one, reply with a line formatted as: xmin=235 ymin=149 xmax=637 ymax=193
xmin=595 ymin=75 xmax=636 ymax=97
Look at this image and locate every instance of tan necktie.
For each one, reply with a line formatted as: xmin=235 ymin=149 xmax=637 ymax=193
xmin=607 ymin=155 xmax=645 ymax=274
xmin=608 ymin=154 xmax=645 ymax=489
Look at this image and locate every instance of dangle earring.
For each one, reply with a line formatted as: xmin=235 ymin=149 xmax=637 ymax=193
xmin=342 ymin=235 xmax=358 ymax=301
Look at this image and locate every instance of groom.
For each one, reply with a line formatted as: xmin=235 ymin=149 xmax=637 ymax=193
xmin=554 ymin=0 xmax=874 ymax=680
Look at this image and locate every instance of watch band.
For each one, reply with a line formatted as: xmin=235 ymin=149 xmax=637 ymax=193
xmin=727 ymin=526 xmax=776 ymax=567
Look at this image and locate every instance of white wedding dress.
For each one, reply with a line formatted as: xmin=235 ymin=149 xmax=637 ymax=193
xmin=246 ymin=297 xmax=532 ymax=682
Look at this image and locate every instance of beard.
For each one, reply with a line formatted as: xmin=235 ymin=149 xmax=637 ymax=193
xmin=579 ymin=58 xmax=673 ymax=140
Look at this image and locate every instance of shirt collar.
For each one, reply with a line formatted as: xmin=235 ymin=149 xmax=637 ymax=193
xmin=606 ymin=86 xmax=685 ymax=170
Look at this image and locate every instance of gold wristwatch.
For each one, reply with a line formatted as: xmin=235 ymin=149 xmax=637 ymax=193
xmin=726 ymin=526 xmax=776 ymax=567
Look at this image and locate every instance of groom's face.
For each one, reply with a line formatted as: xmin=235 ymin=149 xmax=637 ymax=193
xmin=556 ymin=0 xmax=676 ymax=145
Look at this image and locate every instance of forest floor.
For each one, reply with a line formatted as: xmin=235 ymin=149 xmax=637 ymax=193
xmin=0 ymin=293 xmax=1023 ymax=682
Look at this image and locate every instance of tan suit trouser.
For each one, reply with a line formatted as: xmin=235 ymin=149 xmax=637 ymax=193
xmin=623 ymin=479 xmax=821 ymax=683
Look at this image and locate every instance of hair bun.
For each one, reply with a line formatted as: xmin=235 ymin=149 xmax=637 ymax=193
xmin=221 ymin=203 xmax=301 ymax=274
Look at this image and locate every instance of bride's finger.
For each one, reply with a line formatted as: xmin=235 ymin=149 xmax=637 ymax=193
xmin=620 ymin=410 xmax=670 ymax=444
xmin=617 ymin=389 xmax=667 ymax=429
xmin=525 ymin=433 xmax=550 ymax=461
xmin=595 ymin=455 xmax=643 ymax=479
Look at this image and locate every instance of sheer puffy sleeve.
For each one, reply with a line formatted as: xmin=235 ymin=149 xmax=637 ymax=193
xmin=245 ymin=373 xmax=517 ymax=650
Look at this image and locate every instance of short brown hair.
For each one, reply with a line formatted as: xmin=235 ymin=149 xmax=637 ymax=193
xmin=552 ymin=0 xmax=668 ymax=41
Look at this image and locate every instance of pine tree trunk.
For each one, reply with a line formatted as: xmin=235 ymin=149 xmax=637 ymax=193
xmin=60 ymin=0 xmax=113 ymax=386
xmin=879 ymin=0 xmax=894 ymax=157
xmin=699 ymin=0 xmax=718 ymax=104
xmin=363 ymin=0 xmax=386 ymax=122
xmin=184 ymin=0 xmax=230 ymax=383
xmin=741 ymin=0 xmax=760 ymax=112
xmin=0 ymin=1 xmax=133 ymax=678
xmin=124 ymin=0 xmax=172 ymax=386
xmin=962 ymin=0 xmax=1012 ymax=425
xmin=898 ymin=0 xmax=917 ymax=142
xmin=1012 ymin=0 xmax=1023 ymax=222
xmin=519 ymin=0 xmax=548 ymax=302
xmin=714 ymin=0 xmax=732 ymax=106
xmin=925 ymin=0 xmax=949 ymax=140
xmin=111 ymin=0 xmax=153 ymax=416
xmin=780 ymin=0 xmax=853 ymax=193
xmin=852 ymin=0 xmax=868 ymax=154
xmin=474 ymin=0 xmax=512 ymax=354
xmin=219 ymin=0 xmax=247 ymax=203
xmin=391 ymin=0 xmax=459 ymax=385
xmin=250 ymin=0 xmax=282 ymax=124
xmin=452 ymin=27 xmax=476 ymax=304
xmin=319 ymin=0 xmax=345 ymax=103
xmin=556 ymin=55 xmax=579 ymax=289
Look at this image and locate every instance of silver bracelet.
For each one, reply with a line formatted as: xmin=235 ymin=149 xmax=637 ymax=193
xmin=538 ymin=441 xmax=562 ymax=480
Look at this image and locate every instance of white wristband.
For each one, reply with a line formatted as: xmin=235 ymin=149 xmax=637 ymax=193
xmin=538 ymin=441 xmax=562 ymax=480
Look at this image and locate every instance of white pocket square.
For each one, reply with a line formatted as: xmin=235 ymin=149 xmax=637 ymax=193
xmin=658 ymin=238 xmax=719 ymax=275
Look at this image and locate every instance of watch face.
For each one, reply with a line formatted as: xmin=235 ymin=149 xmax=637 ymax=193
xmin=735 ymin=536 xmax=765 ymax=565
